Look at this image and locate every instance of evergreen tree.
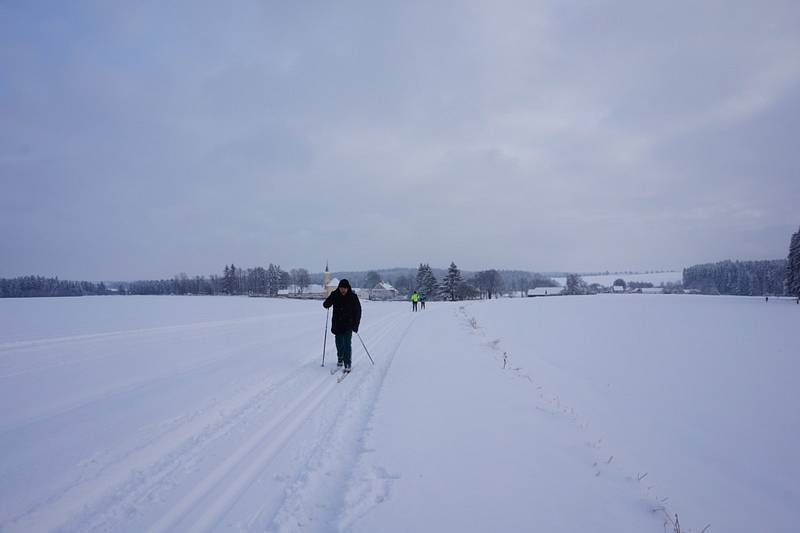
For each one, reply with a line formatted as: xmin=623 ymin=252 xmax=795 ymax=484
xmin=0 ymin=276 xmax=111 ymax=297
xmin=424 ymin=266 xmax=438 ymax=299
xmin=683 ymin=259 xmax=786 ymax=296
xmin=223 ymin=264 xmax=235 ymax=295
xmin=439 ymin=262 xmax=464 ymax=301
xmin=415 ymin=263 xmax=426 ymax=291
xmin=266 ymin=263 xmax=285 ymax=296
xmin=415 ymin=264 xmax=438 ymax=299
xmin=787 ymin=226 xmax=800 ymax=297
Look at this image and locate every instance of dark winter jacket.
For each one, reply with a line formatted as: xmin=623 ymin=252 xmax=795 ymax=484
xmin=323 ymin=289 xmax=362 ymax=335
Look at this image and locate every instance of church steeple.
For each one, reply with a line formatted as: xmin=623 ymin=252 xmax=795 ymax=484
xmin=323 ymin=261 xmax=333 ymax=297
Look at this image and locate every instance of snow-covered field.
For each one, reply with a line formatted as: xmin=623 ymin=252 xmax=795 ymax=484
xmin=1 ymin=295 xmax=797 ymax=532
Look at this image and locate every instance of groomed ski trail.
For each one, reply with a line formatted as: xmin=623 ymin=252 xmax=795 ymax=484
xmin=146 ymin=310 xmax=416 ymax=533
xmin=269 ymin=316 xmax=416 ymax=532
xmin=2 ymin=306 xmax=413 ymax=533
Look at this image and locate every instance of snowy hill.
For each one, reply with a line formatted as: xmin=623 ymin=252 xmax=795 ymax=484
xmin=0 ymin=295 xmax=797 ymax=532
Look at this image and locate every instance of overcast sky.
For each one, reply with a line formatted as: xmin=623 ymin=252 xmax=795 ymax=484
xmin=2 ymin=1 xmax=799 ymax=280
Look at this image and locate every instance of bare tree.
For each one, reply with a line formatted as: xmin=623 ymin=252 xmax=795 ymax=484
xmin=291 ymin=268 xmax=311 ymax=294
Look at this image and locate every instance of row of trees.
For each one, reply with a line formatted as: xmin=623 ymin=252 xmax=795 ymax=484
xmin=410 ymin=263 xmax=512 ymax=301
xmin=0 ymin=263 xmax=558 ymax=300
xmin=0 ymin=276 xmax=110 ymax=298
xmin=0 ymin=266 xmax=308 ymax=298
xmin=682 ymin=259 xmax=787 ymax=296
xmin=361 ymin=264 xmax=558 ymax=300
xmin=563 ymin=275 xmax=682 ymax=295
xmin=359 ymin=267 xmax=557 ymax=298
xmin=220 ymin=264 xmax=292 ymax=296
xmin=679 ymin=225 xmax=800 ymax=297
xmin=125 ymin=265 xmax=313 ymax=296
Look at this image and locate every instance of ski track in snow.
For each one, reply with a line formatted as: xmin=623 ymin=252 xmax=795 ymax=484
xmin=0 ymin=311 xmax=315 ymax=354
xmin=267 ymin=315 xmax=415 ymax=532
xmin=0 ymin=324 xmax=318 ymax=434
xmin=1 ymin=309 xmax=410 ymax=533
xmin=0 ymin=313 xmax=316 ymax=381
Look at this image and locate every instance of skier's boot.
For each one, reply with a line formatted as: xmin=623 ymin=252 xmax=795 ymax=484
xmin=343 ymin=365 xmax=351 ymax=373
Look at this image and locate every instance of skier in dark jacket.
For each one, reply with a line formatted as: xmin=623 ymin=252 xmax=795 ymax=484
xmin=323 ymin=279 xmax=361 ymax=372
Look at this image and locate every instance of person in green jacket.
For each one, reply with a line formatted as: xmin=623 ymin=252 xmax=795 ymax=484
xmin=411 ymin=290 xmax=420 ymax=312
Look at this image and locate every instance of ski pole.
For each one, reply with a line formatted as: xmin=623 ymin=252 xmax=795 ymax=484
xmin=355 ymin=332 xmax=375 ymax=365
xmin=321 ymin=308 xmax=330 ymax=367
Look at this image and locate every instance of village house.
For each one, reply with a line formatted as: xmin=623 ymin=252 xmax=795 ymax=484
xmin=526 ymin=287 xmax=565 ymax=297
xmin=369 ymin=282 xmax=399 ymax=300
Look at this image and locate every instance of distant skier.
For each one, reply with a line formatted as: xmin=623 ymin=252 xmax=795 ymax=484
xmin=410 ymin=290 xmax=420 ymax=312
xmin=323 ymin=279 xmax=361 ymax=373
xmin=420 ymin=294 xmax=426 ymax=310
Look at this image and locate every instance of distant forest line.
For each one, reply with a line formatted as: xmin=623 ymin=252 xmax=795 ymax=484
xmin=4 ymin=223 xmax=800 ymax=299
xmin=0 ymin=262 xmax=792 ymax=299
xmin=0 ymin=265 xmax=560 ymax=299
xmin=682 ymin=259 xmax=787 ymax=296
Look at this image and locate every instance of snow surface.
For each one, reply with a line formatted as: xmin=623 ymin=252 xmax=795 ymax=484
xmin=0 ymin=295 xmax=797 ymax=532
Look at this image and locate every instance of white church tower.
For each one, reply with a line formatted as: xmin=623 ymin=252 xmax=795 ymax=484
xmin=323 ymin=261 xmax=335 ymax=297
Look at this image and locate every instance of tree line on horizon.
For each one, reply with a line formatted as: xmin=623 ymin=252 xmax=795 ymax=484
xmin=676 ymin=225 xmax=800 ymax=297
xmin=0 ymin=262 xmax=556 ymax=300
xmin=122 ymin=264 xmax=308 ymax=296
xmin=4 ymin=225 xmax=799 ymax=299
xmin=682 ymin=259 xmax=787 ymax=296
xmin=0 ymin=276 xmax=110 ymax=298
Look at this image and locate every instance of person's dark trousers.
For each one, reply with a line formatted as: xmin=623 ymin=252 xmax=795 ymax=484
xmin=335 ymin=330 xmax=353 ymax=367
xmin=412 ymin=301 xmax=418 ymax=312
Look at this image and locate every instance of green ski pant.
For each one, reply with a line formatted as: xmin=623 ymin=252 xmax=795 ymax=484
xmin=335 ymin=330 xmax=353 ymax=367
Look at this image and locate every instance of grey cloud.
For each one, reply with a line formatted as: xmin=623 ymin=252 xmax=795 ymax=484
xmin=2 ymin=0 xmax=799 ymax=278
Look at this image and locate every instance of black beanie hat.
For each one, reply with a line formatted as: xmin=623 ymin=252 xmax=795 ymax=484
xmin=338 ymin=279 xmax=351 ymax=289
